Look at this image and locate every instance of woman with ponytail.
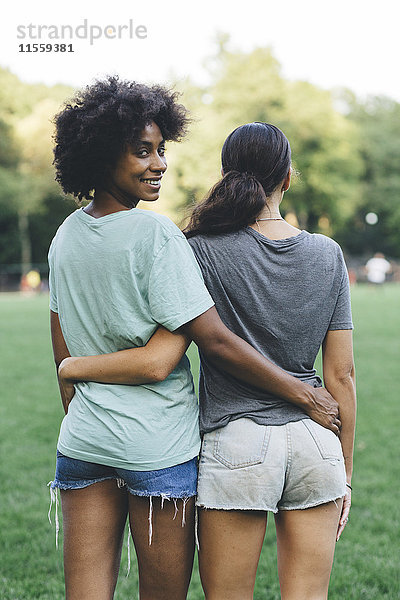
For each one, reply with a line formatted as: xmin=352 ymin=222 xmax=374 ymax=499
xmin=184 ymin=123 xmax=355 ymax=600
xmin=186 ymin=123 xmax=292 ymax=237
xmin=57 ymin=121 xmax=355 ymax=599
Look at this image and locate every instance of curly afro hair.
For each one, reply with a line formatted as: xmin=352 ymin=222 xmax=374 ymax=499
xmin=53 ymin=75 xmax=190 ymax=201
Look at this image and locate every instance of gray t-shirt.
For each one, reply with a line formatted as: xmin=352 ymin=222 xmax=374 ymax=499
xmin=188 ymin=227 xmax=353 ymax=434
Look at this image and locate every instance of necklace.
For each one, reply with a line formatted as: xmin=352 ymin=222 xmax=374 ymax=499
xmin=255 ymin=216 xmax=283 ymax=233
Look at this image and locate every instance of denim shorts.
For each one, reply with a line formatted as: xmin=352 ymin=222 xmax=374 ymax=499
xmin=51 ymin=450 xmax=198 ymax=499
xmin=47 ymin=452 xmax=198 ymax=549
xmin=196 ymin=418 xmax=346 ymax=512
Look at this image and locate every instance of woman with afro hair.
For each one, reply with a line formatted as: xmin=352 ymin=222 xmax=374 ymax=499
xmin=49 ymin=77 xmax=340 ymax=599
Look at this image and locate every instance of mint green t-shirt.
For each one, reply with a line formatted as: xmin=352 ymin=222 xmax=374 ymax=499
xmin=48 ymin=208 xmax=214 ymax=470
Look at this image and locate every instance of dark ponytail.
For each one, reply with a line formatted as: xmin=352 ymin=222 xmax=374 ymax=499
xmin=184 ymin=122 xmax=291 ymax=238
xmin=184 ymin=171 xmax=266 ymax=237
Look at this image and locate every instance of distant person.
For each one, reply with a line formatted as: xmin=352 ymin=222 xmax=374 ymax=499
xmin=19 ymin=274 xmax=29 ymax=292
xmin=348 ymin=268 xmax=357 ymax=286
xmin=26 ymin=269 xmax=41 ymax=291
xmin=48 ymin=80 xmax=339 ymax=600
xmin=365 ymin=252 xmax=391 ymax=284
xmin=40 ymin=277 xmax=49 ymax=293
xmin=20 ymin=269 xmax=41 ymax=293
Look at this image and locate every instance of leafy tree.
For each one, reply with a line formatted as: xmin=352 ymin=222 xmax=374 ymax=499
xmin=279 ymin=80 xmax=362 ymax=232
xmin=0 ymin=67 xmax=71 ymax=121
xmin=338 ymin=95 xmax=400 ymax=257
xmin=0 ymin=117 xmax=22 ymax=265
xmin=0 ymin=69 xmax=74 ymax=272
xmin=165 ymin=43 xmax=362 ymax=240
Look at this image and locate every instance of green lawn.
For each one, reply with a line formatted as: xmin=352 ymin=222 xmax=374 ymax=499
xmin=0 ymin=286 xmax=399 ymax=599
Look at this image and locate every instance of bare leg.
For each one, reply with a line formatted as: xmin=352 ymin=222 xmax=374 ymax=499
xmin=128 ymin=495 xmax=195 ymax=600
xmin=275 ymin=499 xmax=343 ymax=600
xmin=61 ymin=480 xmax=128 ymax=600
xmin=198 ymin=508 xmax=267 ymax=600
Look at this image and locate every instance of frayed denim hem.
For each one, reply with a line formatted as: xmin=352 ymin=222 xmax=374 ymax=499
xmin=49 ymin=475 xmax=196 ymax=499
xmin=124 ymin=487 xmax=196 ymax=500
xmin=196 ymin=493 xmax=345 ymax=514
xmin=278 ymin=493 xmax=346 ymax=512
xmin=196 ymin=502 xmax=278 ymax=514
xmin=49 ymin=475 xmax=117 ymax=491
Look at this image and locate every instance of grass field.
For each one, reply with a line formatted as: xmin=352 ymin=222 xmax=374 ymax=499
xmin=0 ymin=286 xmax=399 ymax=599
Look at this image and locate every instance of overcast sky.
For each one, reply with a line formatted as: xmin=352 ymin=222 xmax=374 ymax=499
xmin=1 ymin=0 xmax=399 ymax=101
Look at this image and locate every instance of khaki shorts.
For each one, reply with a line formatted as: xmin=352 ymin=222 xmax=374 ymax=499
xmin=196 ymin=418 xmax=346 ymax=512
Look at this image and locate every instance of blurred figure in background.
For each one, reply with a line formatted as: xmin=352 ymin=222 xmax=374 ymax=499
xmin=20 ymin=269 xmax=41 ymax=293
xmin=365 ymin=252 xmax=391 ymax=284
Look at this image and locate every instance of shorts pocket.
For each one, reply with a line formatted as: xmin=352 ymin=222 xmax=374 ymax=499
xmin=302 ymin=419 xmax=342 ymax=460
xmin=213 ymin=418 xmax=271 ymax=469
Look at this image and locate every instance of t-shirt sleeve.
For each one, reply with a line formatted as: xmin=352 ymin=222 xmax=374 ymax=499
xmin=148 ymin=234 xmax=214 ymax=331
xmin=328 ymin=250 xmax=353 ymax=331
xmin=48 ymin=238 xmax=58 ymax=313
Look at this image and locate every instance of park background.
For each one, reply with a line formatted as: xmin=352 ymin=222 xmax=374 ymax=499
xmin=0 ymin=0 xmax=399 ymax=598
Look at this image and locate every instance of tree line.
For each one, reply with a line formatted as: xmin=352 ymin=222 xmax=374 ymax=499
xmin=1 ymin=43 xmax=399 ymax=283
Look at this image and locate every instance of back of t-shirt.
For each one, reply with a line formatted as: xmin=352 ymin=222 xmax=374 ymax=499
xmin=188 ymin=227 xmax=353 ymax=434
xmin=49 ymin=207 xmax=214 ymax=469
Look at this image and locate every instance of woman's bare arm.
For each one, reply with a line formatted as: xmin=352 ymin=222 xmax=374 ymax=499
xmin=182 ymin=307 xmax=341 ymax=433
xmin=322 ymin=328 xmax=356 ymax=539
xmin=58 ymin=326 xmax=191 ymax=385
xmin=322 ymin=329 xmax=356 ymax=482
xmin=50 ymin=310 xmax=72 ymax=413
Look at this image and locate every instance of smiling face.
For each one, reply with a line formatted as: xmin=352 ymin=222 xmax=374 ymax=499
xmin=107 ymin=121 xmax=167 ymax=208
